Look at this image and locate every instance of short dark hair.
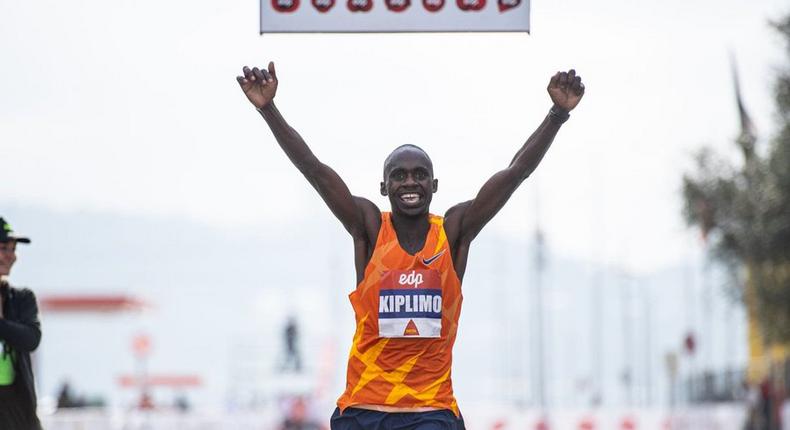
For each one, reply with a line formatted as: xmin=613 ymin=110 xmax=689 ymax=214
xmin=382 ymin=144 xmax=433 ymax=179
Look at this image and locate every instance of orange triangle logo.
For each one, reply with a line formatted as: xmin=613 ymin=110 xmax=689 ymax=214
xmin=403 ymin=319 xmax=420 ymax=336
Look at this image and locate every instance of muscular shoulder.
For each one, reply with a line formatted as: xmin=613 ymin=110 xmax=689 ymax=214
xmin=353 ymin=197 xmax=382 ymax=244
xmin=443 ymin=200 xmax=472 ymax=248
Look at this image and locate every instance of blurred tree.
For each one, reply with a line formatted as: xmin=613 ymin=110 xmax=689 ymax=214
xmin=682 ymin=13 xmax=790 ymax=345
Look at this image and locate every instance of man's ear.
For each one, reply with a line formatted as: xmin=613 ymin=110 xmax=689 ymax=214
xmin=380 ymin=181 xmax=387 ymax=196
xmin=432 ymin=179 xmax=438 ymax=193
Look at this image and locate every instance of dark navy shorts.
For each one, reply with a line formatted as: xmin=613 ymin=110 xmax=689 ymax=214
xmin=330 ymin=407 xmax=465 ymax=430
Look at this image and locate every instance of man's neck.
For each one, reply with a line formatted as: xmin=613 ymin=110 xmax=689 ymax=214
xmin=390 ymin=211 xmax=429 ymax=230
xmin=390 ymin=212 xmax=430 ymax=255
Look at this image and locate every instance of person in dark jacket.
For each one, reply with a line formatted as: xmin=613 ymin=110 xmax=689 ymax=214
xmin=0 ymin=217 xmax=42 ymax=430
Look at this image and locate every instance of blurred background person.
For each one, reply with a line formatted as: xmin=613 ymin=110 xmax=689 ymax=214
xmin=280 ymin=396 xmax=324 ymax=430
xmin=0 ymin=217 xmax=42 ymax=430
xmin=282 ymin=316 xmax=302 ymax=373
xmin=56 ymin=381 xmax=79 ymax=409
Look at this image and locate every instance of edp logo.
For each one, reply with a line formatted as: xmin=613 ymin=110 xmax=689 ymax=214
xmin=398 ymin=270 xmax=424 ymax=288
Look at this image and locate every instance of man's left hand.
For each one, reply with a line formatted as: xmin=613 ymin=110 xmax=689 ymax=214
xmin=547 ymin=69 xmax=585 ymax=112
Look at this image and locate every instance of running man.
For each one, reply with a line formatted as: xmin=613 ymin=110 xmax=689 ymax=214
xmin=237 ymin=63 xmax=584 ymax=429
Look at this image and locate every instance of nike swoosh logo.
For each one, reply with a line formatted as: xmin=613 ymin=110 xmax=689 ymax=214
xmin=422 ymin=250 xmax=445 ymax=265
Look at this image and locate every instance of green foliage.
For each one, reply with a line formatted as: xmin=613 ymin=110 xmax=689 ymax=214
xmin=682 ymin=13 xmax=790 ymax=344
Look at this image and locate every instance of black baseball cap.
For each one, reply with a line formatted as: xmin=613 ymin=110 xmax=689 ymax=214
xmin=0 ymin=217 xmax=31 ymax=244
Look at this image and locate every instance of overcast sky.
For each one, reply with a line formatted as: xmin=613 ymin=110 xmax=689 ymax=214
xmin=2 ymin=0 xmax=788 ymax=274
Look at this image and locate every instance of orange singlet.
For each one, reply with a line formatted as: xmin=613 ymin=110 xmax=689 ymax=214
xmin=337 ymin=212 xmax=463 ymax=416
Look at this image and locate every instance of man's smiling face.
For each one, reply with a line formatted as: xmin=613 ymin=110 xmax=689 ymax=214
xmin=381 ymin=146 xmax=438 ymax=217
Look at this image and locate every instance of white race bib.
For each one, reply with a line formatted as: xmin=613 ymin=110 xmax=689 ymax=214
xmin=378 ymin=269 xmax=442 ymax=338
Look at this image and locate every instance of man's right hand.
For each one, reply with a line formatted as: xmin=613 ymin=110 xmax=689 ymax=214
xmin=237 ymin=62 xmax=278 ymax=109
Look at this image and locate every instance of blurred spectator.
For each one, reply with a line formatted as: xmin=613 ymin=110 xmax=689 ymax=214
xmin=0 ymin=217 xmax=42 ymax=429
xmin=282 ymin=316 xmax=301 ymax=372
xmin=174 ymin=393 xmax=190 ymax=412
xmin=138 ymin=391 xmax=155 ymax=410
xmin=741 ymin=375 xmax=789 ymax=430
xmin=760 ymin=378 xmax=773 ymax=430
xmin=56 ymin=381 xmax=80 ymax=409
xmin=745 ymin=380 xmax=760 ymax=430
xmin=280 ymin=396 xmax=323 ymax=430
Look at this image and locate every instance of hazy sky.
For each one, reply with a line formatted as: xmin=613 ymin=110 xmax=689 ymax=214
xmin=2 ymin=0 xmax=788 ymax=275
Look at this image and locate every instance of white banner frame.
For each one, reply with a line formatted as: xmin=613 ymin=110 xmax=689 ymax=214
xmin=259 ymin=0 xmax=529 ymax=33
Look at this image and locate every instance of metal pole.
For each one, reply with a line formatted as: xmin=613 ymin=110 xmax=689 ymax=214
xmin=591 ymin=269 xmax=603 ymax=407
xmin=533 ymin=183 xmax=547 ymax=412
xmin=621 ymin=273 xmax=633 ymax=407
xmin=644 ymin=281 xmax=653 ymax=406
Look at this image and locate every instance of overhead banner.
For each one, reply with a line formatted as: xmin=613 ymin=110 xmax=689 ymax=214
xmin=260 ymin=0 xmax=529 ymax=33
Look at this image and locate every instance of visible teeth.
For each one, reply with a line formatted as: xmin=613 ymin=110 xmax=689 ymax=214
xmin=400 ymin=193 xmax=420 ymax=203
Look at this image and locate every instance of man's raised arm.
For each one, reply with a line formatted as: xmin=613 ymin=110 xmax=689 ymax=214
xmin=447 ymin=69 xmax=586 ymax=244
xmin=237 ymin=63 xmax=367 ymax=237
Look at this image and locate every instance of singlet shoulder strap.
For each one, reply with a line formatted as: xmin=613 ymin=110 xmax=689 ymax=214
xmin=427 ymin=214 xmax=448 ymax=255
xmin=374 ymin=212 xmax=394 ymax=249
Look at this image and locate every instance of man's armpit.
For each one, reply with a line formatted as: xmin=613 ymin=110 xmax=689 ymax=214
xmin=353 ymin=196 xmax=381 ymax=244
xmin=443 ymin=201 xmax=472 ymax=248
